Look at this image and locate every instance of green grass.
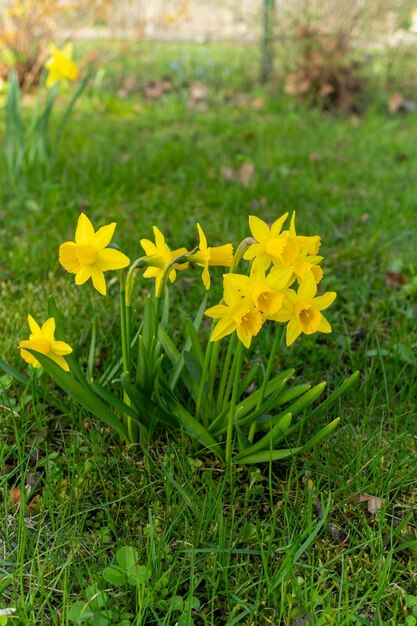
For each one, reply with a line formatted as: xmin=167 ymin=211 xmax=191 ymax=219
xmin=1 ymin=41 xmax=417 ymax=625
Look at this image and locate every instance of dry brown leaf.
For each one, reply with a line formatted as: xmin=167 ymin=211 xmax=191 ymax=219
xmin=359 ymin=213 xmax=370 ymax=224
xmin=9 ymin=487 xmax=21 ymax=508
xmin=143 ymin=77 xmax=173 ymax=100
xmin=388 ymin=92 xmax=404 ymax=115
xmin=221 ymin=165 xmax=236 ymax=182
xmin=221 ymin=162 xmax=254 ymax=187
xmin=385 ymin=271 xmax=407 ymax=287
xmin=308 ymin=153 xmax=321 ymax=163
xmin=358 ymin=493 xmax=385 ymax=515
xmin=237 ymin=162 xmax=254 ymax=187
xmin=188 ymin=81 xmax=209 ymax=101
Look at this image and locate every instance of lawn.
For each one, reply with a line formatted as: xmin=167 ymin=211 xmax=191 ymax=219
xmin=0 ymin=41 xmax=417 ymax=625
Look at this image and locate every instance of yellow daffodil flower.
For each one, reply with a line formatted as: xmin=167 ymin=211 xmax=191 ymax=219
xmin=243 ymin=213 xmax=295 ymax=269
xmin=187 ymin=223 xmax=233 ymax=289
xmin=19 ymin=315 xmax=73 ymax=371
xmin=270 ymin=272 xmax=336 ymax=346
xmin=45 ymin=43 xmax=79 ymax=88
xmin=59 ymin=213 xmax=130 ymax=296
xmin=224 ymin=260 xmax=293 ymax=318
xmin=206 ymin=298 xmax=263 ymax=349
xmin=140 ymin=226 xmax=188 ymax=296
xmin=282 ymin=212 xmax=323 ymax=284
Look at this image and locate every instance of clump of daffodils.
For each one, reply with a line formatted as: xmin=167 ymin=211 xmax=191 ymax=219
xmin=13 ymin=209 xmax=355 ymax=465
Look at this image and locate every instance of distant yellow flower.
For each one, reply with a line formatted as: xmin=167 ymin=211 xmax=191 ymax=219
xmin=140 ymin=226 xmax=188 ymax=296
xmin=243 ymin=214 xmax=294 ymax=269
xmin=45 ymin=42 xmax=79 ymax=88
xmin=270 ymin=272 xmax=336 ymax=346
xmin=187 ymin=223 xmax=233 ymax=289
xmin=19 ymin=315 xmax=72 ymax=371
xmin=59 ymin=213 xmax=130 ymax=296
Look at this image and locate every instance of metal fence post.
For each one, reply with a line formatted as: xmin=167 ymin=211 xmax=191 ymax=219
xmin=261 ymin=0 xmax=276 ymax=83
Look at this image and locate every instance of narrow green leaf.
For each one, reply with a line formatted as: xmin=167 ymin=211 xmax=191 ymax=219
xmin=237 ymin=363 xmax=260 ymax=398
xmin=87 ymin=321 xmax=96 ymax=381
xmin=298 ymin=418 xmax=340 ymax=454
xmin=158 ymin=325 xmax=180 ymax=365
xmin=0 ymin=358 xmax=28 ymax=384
xmin=121 ymin=374 xmax=177 ymax=429
xmin=233 ymin=446 xmax=302 ymax=465
xmin=309 ymin=371 xmax=360 ymax=417
xmin=183 ymin=351 xmax=203 ymax=381
xmin=232 ymin=369 xmax=294 ymax=419
xmin=258 ymin=382 xmax=326 ymax=434
xmin=164 ymin=395 xmax=224 ymax=461
xmin=47 ymin=295 xmax=88 ymax=387
xmin=90 ymin=380 xmax=141 ymax=424
xmin=273 ymin=383 xmax=311 ymax=406
xmin=169 ymin=295 xmax=207 ymax=389
xmin=183 ymin=317 xmax=205 ymax=365
xmin=210 ymin=369 xmax=294 ymax=436
xmin=234 ymin=413 xmax=292 ymax=461
xmin=136 ymin=336 xmax=154 ymax=394
xmin=26 ymin=350 xmax=128 ymax=440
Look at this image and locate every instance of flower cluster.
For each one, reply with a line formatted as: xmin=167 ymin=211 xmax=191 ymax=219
xmin=19 ymin=212 xmax=336 ymax=371
xmin=206 ymin=213 xmax=336 ymax=347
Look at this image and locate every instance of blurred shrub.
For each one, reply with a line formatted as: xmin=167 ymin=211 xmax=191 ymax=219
xmin=0 ymin=0 xmax=115 ymax=90
xmin=277 ymin=0 xmax=417 ymax=111
xmin=284 ymin=25 xmax=363 ymax=112
xmin=0 ymin=0 xmax=64 ymax=89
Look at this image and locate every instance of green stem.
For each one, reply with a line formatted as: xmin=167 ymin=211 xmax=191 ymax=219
xmin=119 ymin=271 xmax=137 ymax=443
xmin=208 ymin=335 xmax=221 ymax=391
xmin=216 ymin=333 xmax=236 ymax=412
xmin=196 ymin=339 xmax=213 ymax=427
xmin=225 ymin=342 xmax=244 ymax=464
xmin=248 ymin=325 xmax=283 ymax=443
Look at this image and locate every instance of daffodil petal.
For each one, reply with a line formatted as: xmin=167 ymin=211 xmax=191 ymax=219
xmin=286 ymin=319 xmax=302 ymax=346
xmin=28 ymin=315 xmax=41 ymax=337
xmin=153 ymin=226 xmax=165 ymax=249
xmin=90 ymin=266 xmax=107 ymax=296
xmin=236 ymin=328 xmax=251 ymax=348
xmin=298 ymin=271 xmax=317 ymax=301
xmin=51 ymin=340 xmax=73 ymax=356
xmin=248 ymin=215 xmax=270 ymax=242
xmin=96 ymin=248 xmax=130 ymax=271
xmin=318 ymin=316 xmax=332 ymax=333
xmin=75 ymin=266 xmax=92 ymax=285
xmin=75 ymin=213 xmax=95 ymax=245
xmin=271 ymin=212 xmax=288 ymax=236
xmin=93 ymin=223 xmax=116 ymax=250
xmin=202 ymin=264 xmax=210 ymax=290
xmin=41 ymin=318 xmax=56 ymax=339
xmin=211 ymin=318 xmax=236 ymax=342
xmin=267 ymin=265 xmax=293 ymax=290
xmin=48 ymin=353 xmax=70 ymax=372
xmin=313 ymin=292 xmax=337 ymax=311
xmin=205 ymin=304 xmax=230 ymax=319
xmin=140 ymin=239 xmax=157 ymax=255
xmin=197 ymin=223 xmax=207 ymax=250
